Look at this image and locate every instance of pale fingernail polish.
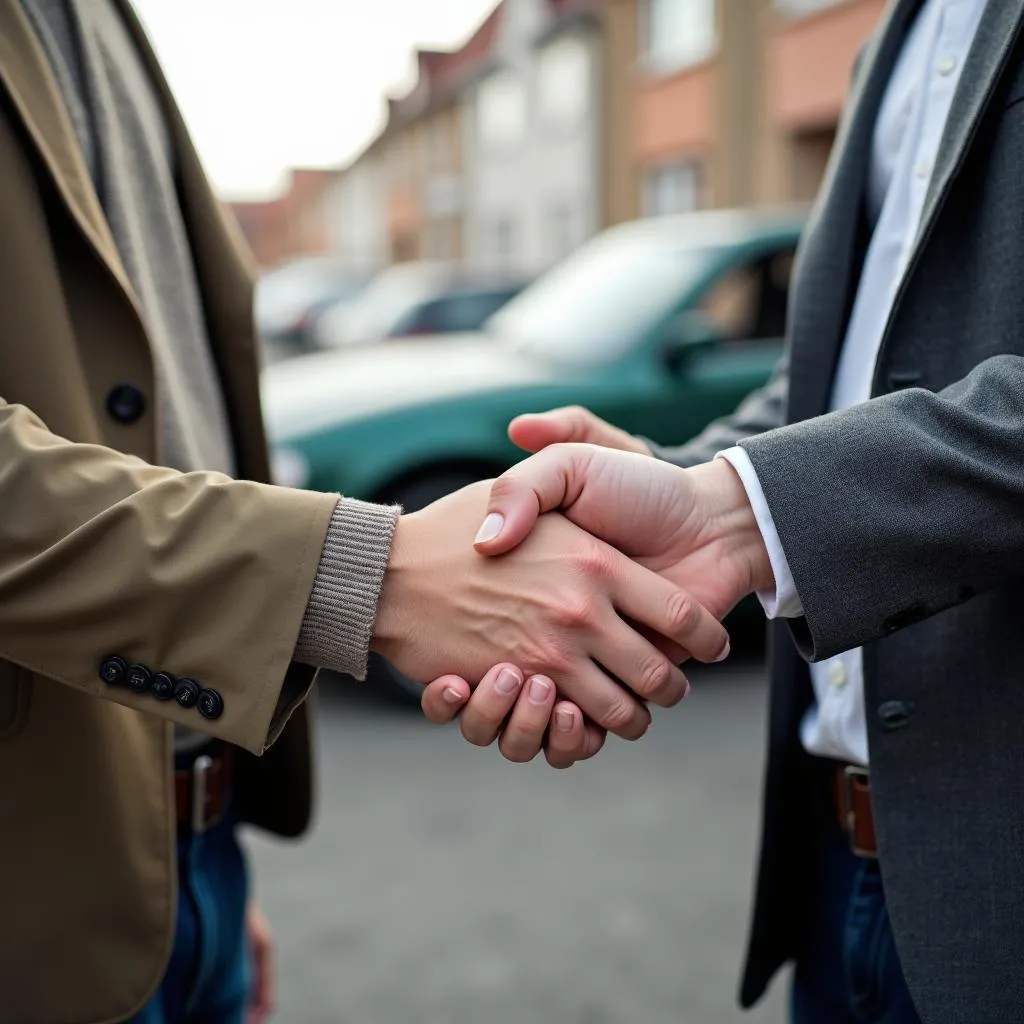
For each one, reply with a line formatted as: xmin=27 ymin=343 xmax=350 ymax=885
xmin=474 ymin=513 xmax=504 ymax=543
xmin=528 ymin=676 xmax=552 ymax=704
xmin=714 ymin=639 xmax=731 ymax=663
xmin=554 ymin=708 xmax=574 ymax=732
xmin=443 ymin=687 xmax=463 ymax=705
xmin=495 ymin=668 xmax=522 ymax=695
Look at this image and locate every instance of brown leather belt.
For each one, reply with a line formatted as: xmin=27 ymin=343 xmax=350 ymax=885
xmin=174 ymin=748 xmax=232 ymax=833
xmin=834 ymin=764 xmax=877 ymax=858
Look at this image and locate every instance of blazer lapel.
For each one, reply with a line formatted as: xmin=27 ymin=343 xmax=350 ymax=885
xmin=0 ymin=0 xmax=140 ymax=312
xmin=877 ymin=0 xmax=1024 ymax=361
xmin=786 ymin=0 xmax=922 ymax=424
xmin=919 ymin=0 xmax=1024 ymax=243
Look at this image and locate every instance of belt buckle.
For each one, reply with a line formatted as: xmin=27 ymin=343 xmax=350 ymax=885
xmin=191 ymin=754 xmax=216 ymax=834
xmin=841 ymin=765 xmax=876 ymax=859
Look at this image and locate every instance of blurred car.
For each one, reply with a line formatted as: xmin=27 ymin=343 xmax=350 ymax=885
xmin=313 ymin=261 xmax=452 ymax=348
xmin=314 ymin=261 xmax=524 ymax=347
xmin=263 ymin=206 xmax=805 ymax=699
xmin=254 ymin=255 xmax=365 ymax=362
xmin=386 ymin=281 xmax=526 ymax=338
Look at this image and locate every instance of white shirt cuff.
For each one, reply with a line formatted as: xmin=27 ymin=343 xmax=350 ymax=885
xmin=715 ymin=447 xmax=804 ymax=619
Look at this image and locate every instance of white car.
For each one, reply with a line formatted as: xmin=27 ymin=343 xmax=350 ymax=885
xmin=314 ymin=260 xmax=455 ymax=348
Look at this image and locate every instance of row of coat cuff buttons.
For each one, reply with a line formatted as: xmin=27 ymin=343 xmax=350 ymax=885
xmin=99 ymin=656 xmax=224 ymax=720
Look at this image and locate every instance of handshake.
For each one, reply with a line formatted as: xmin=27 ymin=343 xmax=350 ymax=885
xmin=370 ymin=407 xmax=775 ymax=768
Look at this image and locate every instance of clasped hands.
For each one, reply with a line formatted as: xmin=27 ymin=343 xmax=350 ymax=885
xmin=370 ymin=407 xmax=774 ymax=768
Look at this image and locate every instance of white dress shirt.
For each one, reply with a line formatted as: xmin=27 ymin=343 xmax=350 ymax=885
xmin=721 ymin=0 xmax=988 ymax=767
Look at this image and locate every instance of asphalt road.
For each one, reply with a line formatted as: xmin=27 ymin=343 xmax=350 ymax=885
xmin=246 ymin=650 xmax=790 ymax=1024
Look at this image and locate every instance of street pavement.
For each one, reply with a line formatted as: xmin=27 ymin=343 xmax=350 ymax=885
xmin=247 ymin=649 xmax=790 ymax=1024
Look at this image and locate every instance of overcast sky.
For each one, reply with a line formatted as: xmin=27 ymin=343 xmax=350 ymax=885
xmin=132 ymin=0 xmax=497 ymax=200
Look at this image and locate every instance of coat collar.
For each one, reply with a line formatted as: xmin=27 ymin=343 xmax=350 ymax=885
xmin=0 ymin=0 xmax=268 ymax=478
xmin=0 ymin=0 xmax=259 ymax=338
xmin=0 ymin=0 xmax=140 ymax=308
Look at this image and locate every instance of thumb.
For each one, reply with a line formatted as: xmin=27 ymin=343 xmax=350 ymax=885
xmin=473 ymin=445 xmax=589 ymax=556
xmin=508 ymin=406 xmax=595 ymax=453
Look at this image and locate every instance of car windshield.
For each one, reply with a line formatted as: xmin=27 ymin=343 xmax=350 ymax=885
xmin=488 ymin=230 xmax=718 ymax=365
xmin=340 ymin=265 xmax=451 ymax=342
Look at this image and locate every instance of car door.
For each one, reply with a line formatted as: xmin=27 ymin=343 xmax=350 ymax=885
xmin=620 ymin=241 xmax=797 ymax=448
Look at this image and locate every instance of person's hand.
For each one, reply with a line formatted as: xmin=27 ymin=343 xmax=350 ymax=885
xmin=372 ymin=479 xmax=728 ymax=740
xmin=246 ymin=902 xmax=276 ymax=1024
xmin=509 ymin=406 xmax=652 ymax=457
xmin=419 ymin=409 xmax=650 ymax=767
xmin=474 ymin=445 xmax=774 ymax=623
xmin=421 ymin=663 xmax=604 ymax=768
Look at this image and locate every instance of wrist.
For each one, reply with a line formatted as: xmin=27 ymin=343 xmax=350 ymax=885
xmin=688 ymin=459 xmax=775 ymax=597
xmin=371 ymin=513 xmax=418 ymax=659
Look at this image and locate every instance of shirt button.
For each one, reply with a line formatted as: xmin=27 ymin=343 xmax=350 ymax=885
xmin=936 ymin=53 xmax=957 ymax=76
xmin=914 ymin=160 xmax=931 ymax=180
xmin=829 ymin=662 xmax=848 ymax=688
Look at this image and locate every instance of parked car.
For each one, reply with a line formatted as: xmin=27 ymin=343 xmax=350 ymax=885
xmin=254 ymin=256 xmax=364 ymax=363
xmin=386 ymin=281 xmax=526 ymax=338
xmin=314 ymin=261 xmax=524 ymax=347
xmin=263 ymin=206 xmax=805 ymax=700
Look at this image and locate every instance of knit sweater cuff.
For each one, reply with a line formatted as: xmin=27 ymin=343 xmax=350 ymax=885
xmin=295 ymin=497 xmax=400 ymax=678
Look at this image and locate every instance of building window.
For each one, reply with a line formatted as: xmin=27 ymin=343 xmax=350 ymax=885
xmin=537 ymin=36 xmax=591 ymax=125
xmin=491 ymin=218 xmax=517 ymax=271
xmin=639 ymin=0 xmax=716 ymax=73
xmin=428 ymin=114 xmax=454 ymax=172
xmin=391 ymin=231 xmax=418 ymax=264
xmin=642 ymin=162 xmax=701 ymax=217
xmin=477 ymin=70 xmax=527 ymax=152
xmin=546 ymin=202 xmax=575 ymax=262
xmin=423 ymin=219 xmax=457 ymax=261
xmin=387 ymin=134 xmax=413 ymax=187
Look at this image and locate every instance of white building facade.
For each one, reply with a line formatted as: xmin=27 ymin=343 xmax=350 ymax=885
xmin=322 ymin=150 xmax=389 ymax=277
xmin=462 ymin=0 xmax=603 ymax=278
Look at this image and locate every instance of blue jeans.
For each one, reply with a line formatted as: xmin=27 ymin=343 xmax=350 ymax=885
xmin=791 ymin=799 xmax=921 ymax=1024
xmin=129 ymin=805 xmax=250 ymax=1023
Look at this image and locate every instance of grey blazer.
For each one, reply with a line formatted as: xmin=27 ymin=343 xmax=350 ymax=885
xmin=656 ymin=1 xmax=1024 ymax=1020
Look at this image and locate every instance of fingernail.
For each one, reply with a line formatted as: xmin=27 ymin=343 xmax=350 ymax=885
xmin=683 ymin=679 xmax=692 ymax=699
xmin=443 ymin=687 xmax=463 ymax=705
xmin=554 ymin=708 xmax=574 ymax=732
xmin=714 ymin=639 xmax=731 ymax=663
xmin=495 ymin=668 xmax=522 ymax=695
xmin=528 ymin=676 xmax=552 ymax=704
xmin=474 ymin=513 xmax=504 ymax=543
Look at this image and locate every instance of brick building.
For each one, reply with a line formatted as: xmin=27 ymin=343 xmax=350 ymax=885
xmin=228 ymin=167 xmax=340 ymax=269
xmin=603 ymin=0 xmax=885 ymax=224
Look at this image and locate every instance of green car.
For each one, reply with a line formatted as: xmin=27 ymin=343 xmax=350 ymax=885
xmin=262 ymin=206 xmax=804 ymax=697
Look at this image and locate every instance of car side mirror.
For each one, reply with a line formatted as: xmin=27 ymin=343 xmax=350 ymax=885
xmin=660 ymin=311 xmax=723 ymax=375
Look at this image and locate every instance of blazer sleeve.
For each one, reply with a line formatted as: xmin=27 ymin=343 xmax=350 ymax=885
xmin=646 ymin=353 xmax=791 ymax=468
xmin=0 ymin=400 xmax=339 ymax=754
xmin=738 ymin=354 xmax=1024 ymax=661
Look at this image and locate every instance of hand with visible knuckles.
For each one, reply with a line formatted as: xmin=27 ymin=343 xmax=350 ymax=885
xmin=99 ymin=656 xmax=223 ymax=720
